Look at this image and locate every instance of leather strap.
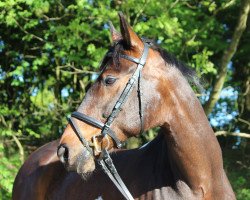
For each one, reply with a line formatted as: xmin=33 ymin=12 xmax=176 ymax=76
xmin=71 ymin=112 xmax=122 ymax=147
xmin=107 ymin=52 xmax=140 ymax=64
xmin=120 ymin=54 xmax=140 ymax=64
xmin=72 ymin=112 xmax=104 ymax=129
xmin=138 ymin=69 xmax=144 ymax=134
xmin=98 ymin=149 xmax=134 ymax=200
xmin=68 ymin=118 xmax=93 ymax=154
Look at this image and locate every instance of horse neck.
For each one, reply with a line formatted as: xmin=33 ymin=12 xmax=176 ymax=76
xmin=160 ymin=67 xmax=224 ymax=194
xmin=111 ymin=133 xmax=173 ymax=186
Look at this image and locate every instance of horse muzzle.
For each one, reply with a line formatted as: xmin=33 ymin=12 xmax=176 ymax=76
xmin=57 ymin=143 xmax=95 ymax=174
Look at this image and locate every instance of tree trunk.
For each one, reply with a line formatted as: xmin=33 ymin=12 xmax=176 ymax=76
xmin=204 ymin=0 xmax=250 ymax=115
xmin=238 ymin=76 xmax=250 ymax=132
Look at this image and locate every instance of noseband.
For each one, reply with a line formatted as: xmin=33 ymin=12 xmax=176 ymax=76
xmin=68 ymin=42 xmax=150 ymax=200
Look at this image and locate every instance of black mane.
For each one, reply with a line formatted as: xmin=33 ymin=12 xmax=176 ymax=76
xmin=143 ymin=38 xmax=204 ymax=92
xmin=102 ymin=39 xmax=203 ymax=92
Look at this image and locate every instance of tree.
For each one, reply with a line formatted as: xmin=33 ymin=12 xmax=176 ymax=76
xmin=204 ymin=0 xmax=250 ymax=115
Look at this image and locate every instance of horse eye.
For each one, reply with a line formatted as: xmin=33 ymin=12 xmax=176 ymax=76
xmin=104 ymin=76 xmax=117 ymax=85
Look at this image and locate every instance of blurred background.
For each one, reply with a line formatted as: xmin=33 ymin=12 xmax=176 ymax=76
xmin=0 ymin=0 xmax=249 ymax=199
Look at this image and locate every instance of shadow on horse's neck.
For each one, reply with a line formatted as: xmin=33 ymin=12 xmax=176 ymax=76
xmin=108 ymin=130 xmax=194 ymax=196
xmin=111 ymin=131 xmax=172 ymax=175
xmin=111 ymin=131 xmax=167 ymax=161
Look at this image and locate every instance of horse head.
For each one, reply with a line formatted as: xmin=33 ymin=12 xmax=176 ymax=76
xmin=57 ymin=13 xmax=176 ymax=177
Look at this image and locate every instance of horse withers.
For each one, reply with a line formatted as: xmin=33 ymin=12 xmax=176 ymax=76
xmin=13 ymin=13 xmax=235 ymax=200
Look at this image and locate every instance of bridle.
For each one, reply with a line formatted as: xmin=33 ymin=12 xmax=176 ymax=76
xmin=68 ymin=41 xmax=150 ymax=200
xmin=68 ymin=41 xmax=149 ymax=200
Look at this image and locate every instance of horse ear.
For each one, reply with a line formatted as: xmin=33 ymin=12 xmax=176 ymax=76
xmin=109 ymin=21 xmax=122 ymax=42
xmin=118 ymin=12 xmax=143 ymax=49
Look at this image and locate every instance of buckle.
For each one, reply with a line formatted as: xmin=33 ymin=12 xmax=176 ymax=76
xmin=103 ymin=123 xmax=110 ymax=130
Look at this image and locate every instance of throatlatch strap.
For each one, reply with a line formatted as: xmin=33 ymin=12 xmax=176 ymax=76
xmin=138 ymin=69 xmax=144 ymax=134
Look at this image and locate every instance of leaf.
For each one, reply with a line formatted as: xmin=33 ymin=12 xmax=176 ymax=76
xmin=87 ymin=44 xmax=96 ymax=55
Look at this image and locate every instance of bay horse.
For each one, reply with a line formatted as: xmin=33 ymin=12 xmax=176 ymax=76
xmin=13 ymin=13 xmax=235 ymax=200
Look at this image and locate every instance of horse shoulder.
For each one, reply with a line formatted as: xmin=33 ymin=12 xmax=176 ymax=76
xmin=12 ymin=139 xmax=66 ymax=200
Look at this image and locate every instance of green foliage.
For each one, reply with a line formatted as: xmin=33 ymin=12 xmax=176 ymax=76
xmin=222 ymin=145 xmax=250 ymax=200
xmin=0 ymin=0 xmax=249 ymax=198
xmin=192 ymin=49 xmax=217 ymax=76
xmin=0 ymin=142 xmax=21 ymax=199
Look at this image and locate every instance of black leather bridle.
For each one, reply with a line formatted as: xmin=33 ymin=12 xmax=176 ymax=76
xmin=68 ymin=41 xmax=150 ymax=200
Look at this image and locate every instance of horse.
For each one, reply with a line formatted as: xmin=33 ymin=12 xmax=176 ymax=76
xmin=13 ymin=13 xmax=235 ymax=200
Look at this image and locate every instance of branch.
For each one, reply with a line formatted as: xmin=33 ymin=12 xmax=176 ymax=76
xmin=243 ymin=79 xmax=250 ymax=96
xmin=59 ymin=64 xmax=97 ymax=75
xmin=3 ymin=119 xmax=25 ymax=163
xmin=180 ymin=0 xmax=237 ymax=57
xmin=42 ymin=14 xmax=72 ymax=21
xmin=214 ymin=0 xmax=236 ymax=14
xmin=12 ymin=135 xmax=25 ymax=163
xmin=215 ymin=131 xmax=250 ymax=139
xmin=204 ymin=0 xmax=250 ymax=115
xmin=238 ymin=118 xmax=250 ymax=128
xmin=14 ymin=18 xmax=45 ymax=42
xmin=60 ymin=69 xmax=96 ymax=75
xmin=168 ymin=0 xmax=180 ymax=11
xmin=24 ymin=55 xmax=37 ymax=59
xmin=132 ymin=0 xmax=149 ymax=25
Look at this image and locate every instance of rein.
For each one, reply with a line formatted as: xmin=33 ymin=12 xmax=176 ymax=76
xmin=68 ymin=42 xmax=150 ymax=200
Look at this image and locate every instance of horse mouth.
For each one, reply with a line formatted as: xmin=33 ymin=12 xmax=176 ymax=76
xmin=71 ymin=154 xmax=96 ymax=179
xmin=76 ymin=154 xmax=95 ymax=173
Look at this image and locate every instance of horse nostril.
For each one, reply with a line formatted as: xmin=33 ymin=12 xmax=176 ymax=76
xmin=57 ymin=144 xmax=69 ymax=164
